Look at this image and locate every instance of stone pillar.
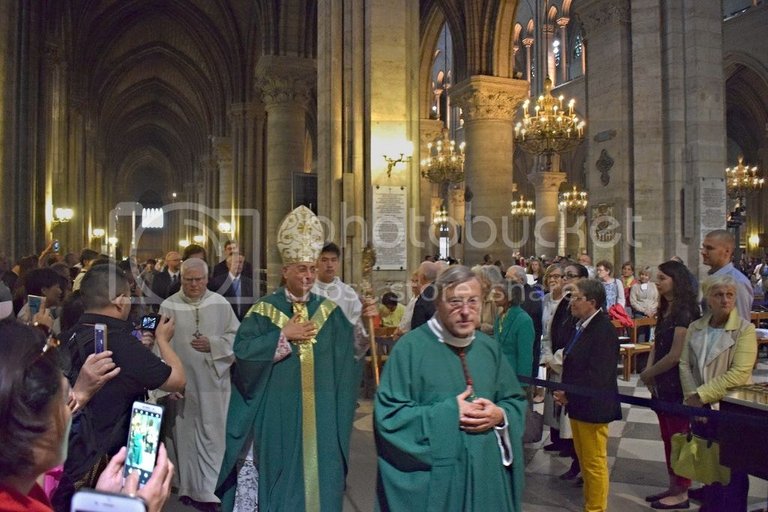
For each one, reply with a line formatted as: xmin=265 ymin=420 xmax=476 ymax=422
xmin=211 ymin=136 xmax=233 ymax=210
xmin=579 ymin=0 xmax=633 ymax=266
xmin=557 ymin=17 xmax=570 ymax=83
xmin=256 ymin=55 xmax=315 ymax=289
xmin=523 ymin=38 xmax=534 ymax=84
xmin=543 ymin=23 xmax=556 ymax=85
xmin=228 ymin=101 xmax=263 ymax=279
xmin=528 ymin=171 xmax=567 ymax=259
xmin=450 ymin=75 xmax=529 ymax=265
xmin=419 ymin=118 xmax=445 ymax=256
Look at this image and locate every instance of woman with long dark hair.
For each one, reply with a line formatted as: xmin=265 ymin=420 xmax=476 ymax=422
xmin=639 ymin=260 xmax=700 ymax=509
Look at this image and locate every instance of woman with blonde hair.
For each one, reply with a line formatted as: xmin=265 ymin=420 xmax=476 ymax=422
xmin=678 ymin=275 xmax=757 ymax=511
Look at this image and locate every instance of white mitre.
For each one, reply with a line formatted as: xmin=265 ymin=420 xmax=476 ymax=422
xmin=277 ymin=205 xmax=324 ymax=264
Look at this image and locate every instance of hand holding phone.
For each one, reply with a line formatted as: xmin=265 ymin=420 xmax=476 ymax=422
xmin=90 ymin=444 xmax=174 ymax=512
xmin=140 ymin=314 xmax=160 ymax=332
xmin=28 ymin=294 xmax=44 ymax=316
xmin=52 ymin=239 xmax=61 ymax=253
xmin=124 ymin=402 xmax=164 ymax=488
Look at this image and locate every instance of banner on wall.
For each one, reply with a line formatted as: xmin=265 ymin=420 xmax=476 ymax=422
xmin=372 ymin=185 xmax=407 ymax=270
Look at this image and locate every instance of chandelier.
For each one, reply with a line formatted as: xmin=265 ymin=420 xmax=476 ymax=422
xmin=433 ymin=206 xmax=449 ymax=225
xmin=510 ymin=195 xmax=535 ymax=217
xmin=421 ymin=128 xmax=466 ymax=184
xmin=514 ymin=77 xmax=585 ymax=168
xmin=559 ymin=185 xmax=588 ymax=213
xmin=725 ymin=155 xmax=763 ymax=199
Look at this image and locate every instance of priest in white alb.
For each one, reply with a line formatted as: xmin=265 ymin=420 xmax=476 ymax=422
xmin=159 ymin=257 xmax=240 ymax=509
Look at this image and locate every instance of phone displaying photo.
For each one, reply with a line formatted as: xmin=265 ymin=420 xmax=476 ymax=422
xmin=140 ymin=314 xmax=160 ymax=332
xmin=94 ymin=323 xmax=108 ymax=353
xmin=71 ymin=489 xmax=146 ymax=512
xmin=52 ymin=240 xmax=61 ymax=253
xmin=27 ymin=295 xmax=44 ymax=316
xmin=124 ymin=401 xmax=164 ymax=487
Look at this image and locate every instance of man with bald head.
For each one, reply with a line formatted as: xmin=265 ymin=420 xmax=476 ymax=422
xmin=701 ymin=229 xmax=754 ymax=320
xmin=150 ymin=250 xmax=183 ymax=303
xmin=410 ymin=260 xmax=440 ymax=329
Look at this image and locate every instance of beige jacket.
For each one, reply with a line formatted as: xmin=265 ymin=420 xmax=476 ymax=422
xmin=679 ymin=309 xmax=757 ymax=405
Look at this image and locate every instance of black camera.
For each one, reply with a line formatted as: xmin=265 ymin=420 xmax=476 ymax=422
xmin=139 ymin=314 xmax=160 ymax=332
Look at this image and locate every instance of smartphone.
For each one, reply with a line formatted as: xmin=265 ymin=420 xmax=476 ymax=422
xmin=71 ymin=489 xmax=146 ymax=512
xmin=124 ymin=401 xmax=164 ymax=487
xmin=52 ymin=239 xmax=60 ymax=253
xmin=94 ymin=323 xmax=108 ymax=353
xmin=140 ymin=314 xmax=160 ymax=332
xmin=27 ymin=295 xmax=44 ymax=316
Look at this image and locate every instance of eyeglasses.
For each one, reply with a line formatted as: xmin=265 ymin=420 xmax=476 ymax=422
xmin=446 ymin=297 xmax=482 ymax=311
xmin=570 ymin=295 xmax=589 ymax=302
xmin=548 ymin=274 xmax=563 ymax=279
xmin=563 ymin=272 xmax=579 ymax=279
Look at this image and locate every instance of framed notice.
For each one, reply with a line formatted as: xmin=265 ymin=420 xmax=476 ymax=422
xmin=698 ymin=177 xmax=726 ymax=243
xmin=372 ymin=185 xmax=407 ymax=270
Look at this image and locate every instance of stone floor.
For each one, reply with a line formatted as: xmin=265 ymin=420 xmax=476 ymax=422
xmin=166 ymin=356 xmax=768 ymax=511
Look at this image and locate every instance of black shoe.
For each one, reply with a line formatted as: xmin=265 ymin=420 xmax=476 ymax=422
xmin=559 ymin=467 xmax=580 ymax=480
xmin=650 ymin=499 xmax=689 ymax=510
xmin=543 ymin=443 xmax=562 ymax=452
xmin=645 ymin=491 xmax=672 ymax=503
xmin=687 ymin=487 xmax=704 ymax=501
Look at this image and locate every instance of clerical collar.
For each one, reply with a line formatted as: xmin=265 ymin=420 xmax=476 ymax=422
xmin=427 ymin=316 xmax=474 ymax=348
xmin=285 ymin=288 xmax=310 ymax=303
xmin=313 ymin=277 xmax=338 ymax=289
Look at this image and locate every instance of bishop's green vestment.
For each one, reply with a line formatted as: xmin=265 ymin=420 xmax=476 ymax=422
xmin=216 ymin=289 xmax=358 ymax=511
xmin=375 ymin=323 xmax=527 ymax=512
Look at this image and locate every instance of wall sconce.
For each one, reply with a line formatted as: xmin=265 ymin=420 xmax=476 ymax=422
xmin=218 ymin=222 xmax=233 ymax=234
xmin=749 ymin=233 xmax=760 ymax=248
xmin=192 ymin=234 xmax=206 ymax=244
xmin=91 ymin=228 xmax=106 ymax=238
xmin=107 ymin=236 xmax=119 ymax=246
xmin=383 ymin=141 xmax=414 ymax=179
xmin=179 ymin=239 xmax=190 ymax=248
xmin=53 ymin=207 xmax=74 ymax=225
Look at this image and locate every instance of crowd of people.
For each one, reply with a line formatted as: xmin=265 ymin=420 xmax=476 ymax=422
xmin=0 ymin=220 xmax=764 ymax=512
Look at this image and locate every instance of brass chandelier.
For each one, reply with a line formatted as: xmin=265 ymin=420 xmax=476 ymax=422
xmin=514 ymin=77 xmax=585 ymax=168
xmin=421 ymin=128 xmax=466 ymax=184
xmin=559 ymin=185 xmax=588 ymax=213
xmin=725 ymin=155 xmax=763 ymax=199
xmin=510 ymin=195 xmax=535 ymax=217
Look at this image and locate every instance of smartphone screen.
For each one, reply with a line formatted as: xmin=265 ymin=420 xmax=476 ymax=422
xmin=52 ymin=240 xmax=61 ymax=253
xmin=71 ymin=489 xmax=147 ymax=512
xmin=140 ymin=314 xmax=159 ymax=332
xmin=28 ymin=295 xmax=44 ymax=316
xmin=94 ymin=323 xmax=108 ymax=353
xmin=124 ymin=401 xmax=164 ymax=487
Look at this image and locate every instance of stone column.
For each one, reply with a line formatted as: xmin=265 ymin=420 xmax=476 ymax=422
xmin=557 ymin=17 xmax=570 ymax=83
xmin=256 ymin=55 xmax=315 ymax=289
xmin=543 ymin=23 xmax=556 ymax=85
xmin=419 ymin=118 xmax=445 ymax=255
xmin=528 ymin=171 xmax=567 ymax=259
xmin=450 ymin=75 xmax=529 ymax=265
xmin=579 ymin=0 xmax=633 ymax=265
xmin=228 ymin=101 xmax=263 ymax=279
xmin=523 ymin=38 xmax=534 ymax=84
xmin=211 ymin=136 xmax=233 ymax=210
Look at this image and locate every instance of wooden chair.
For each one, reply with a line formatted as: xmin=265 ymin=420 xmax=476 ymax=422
xmin=630 ymin=316 xmax=656 ymax=344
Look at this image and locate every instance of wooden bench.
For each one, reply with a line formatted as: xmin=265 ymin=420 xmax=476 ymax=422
xmin=620 ymin=343 xmax=653 ymax=381
xmin=750 ymin=311 xmax=768 ymax=328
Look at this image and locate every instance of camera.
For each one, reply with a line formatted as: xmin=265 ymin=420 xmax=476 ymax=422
xmin=140 ymin=314 xmax=160 ymax=332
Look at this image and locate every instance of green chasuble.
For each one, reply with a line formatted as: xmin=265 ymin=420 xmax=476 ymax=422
xmin=216 ymin=288 xmax=358 ymax=511
xmin=375 ymin=323 xmax=527 ymax=512
xmin=493 ymin=305 xmax=535 ymax=382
